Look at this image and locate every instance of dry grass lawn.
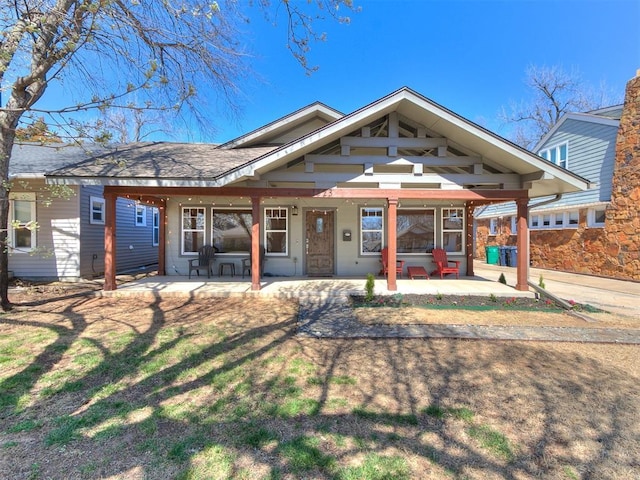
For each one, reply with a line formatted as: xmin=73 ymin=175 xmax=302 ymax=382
xmin=0 ymin=286 xmax=638 ymax=479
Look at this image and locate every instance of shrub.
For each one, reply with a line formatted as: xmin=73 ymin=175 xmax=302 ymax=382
xmin=364 ymin=273 xmax=375 ymax=302
xmin=498 ymin=273 xmax=507 ymax=284
xmin=538 ymin=275 xmax=546 ymax=289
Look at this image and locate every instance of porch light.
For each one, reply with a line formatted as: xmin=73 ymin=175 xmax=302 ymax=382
xmin=291 ymin=205 xmax=298 ymax=216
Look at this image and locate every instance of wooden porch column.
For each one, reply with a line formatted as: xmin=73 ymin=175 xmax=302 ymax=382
xmin=465 ymin=203 xmax=474 ymax=277
xmin=104 ymin=192 xmax=117 ymax=291
xmin=387 ymin=198 xmax=399 ymax=291
xmin=515 ymin=198 xmax=529 ymax=291
xmin=251 ymin=196 xmax=261 ymax=291
xmin=158 ymin=200 xmax=166 ymax=276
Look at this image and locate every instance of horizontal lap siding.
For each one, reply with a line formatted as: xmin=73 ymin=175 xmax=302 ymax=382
xmin=9 ymin=181 xmax=81 ymax=280
xmin=477 ymin=119 xmax=617 ymax=219
xmin=79 ymin=187 xmax=158 ymax=277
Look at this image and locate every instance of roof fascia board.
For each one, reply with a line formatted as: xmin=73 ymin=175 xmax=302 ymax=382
xmin=218 ymin=102 xmax=344 ymax=149
xmin=533 ymin=112 xmax=620 ymax=152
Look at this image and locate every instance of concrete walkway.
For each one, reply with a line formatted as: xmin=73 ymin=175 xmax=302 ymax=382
xmin=473 ymin=261 xmax=640 ymax=318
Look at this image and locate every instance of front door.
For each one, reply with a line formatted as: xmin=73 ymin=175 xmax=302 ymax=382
xmin=305 ymin=210 xmax=335 ymax=276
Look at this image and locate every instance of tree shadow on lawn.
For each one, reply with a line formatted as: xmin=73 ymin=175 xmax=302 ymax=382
xmin=0 ymin=293 xmax=638 ymax=479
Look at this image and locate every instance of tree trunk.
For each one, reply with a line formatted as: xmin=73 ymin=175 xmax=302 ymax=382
xmin=0 ymin=117 xmax=21 ymax=311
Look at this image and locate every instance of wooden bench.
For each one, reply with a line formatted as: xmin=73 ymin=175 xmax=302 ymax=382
xmin=407 ymin=266 xmax=429 ymax=280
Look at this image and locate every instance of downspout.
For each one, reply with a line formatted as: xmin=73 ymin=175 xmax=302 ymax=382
xmin=529 ymin=194 xmax=562 ymax=210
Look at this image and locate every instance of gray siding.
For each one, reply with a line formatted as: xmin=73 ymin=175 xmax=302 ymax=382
xmin=477 ymin=118 xmax=618 ymax=218
xmin=79 ymin=186 xmax=158 ymax=277
xmin=8 ymin=181 xmax=81 ymax=280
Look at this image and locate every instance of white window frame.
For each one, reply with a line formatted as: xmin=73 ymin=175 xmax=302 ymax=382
xmin=441 ymin=207 xmax=465 ymax=254
xmin=360 ymin=207 xmax=384 ymax=256
xmin=530 ymin=214 xmax=540 ymax=229
xmin=489 ymin=218 xmax=498 ymax=235
xmin=135 ymin=205 xmax=147 ymax=227
xmin=152 ymin=207 xmax=160 ymax=246
xmin=539 ymin=142 xmax=568 ymax=169
xmin=530 ymin=210 xmax=580 ymax=229
xmin=264 ymin=207 xmax=288 ymax=256
xmin=181 ymin=206 xmax=206 ymax=255
xmin=89 ymin=196 xmax=106 ymax=225
xmin=588 ymin=207 xmax=606 ymax=227
xmin=566 ymin=210 xmax=579 ymax=228
xmin=9 ymin=192 xmax=37 ymax=252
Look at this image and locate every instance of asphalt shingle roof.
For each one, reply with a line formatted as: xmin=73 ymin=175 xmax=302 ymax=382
xmin=9 ymin=142 xmax=276 ymax=182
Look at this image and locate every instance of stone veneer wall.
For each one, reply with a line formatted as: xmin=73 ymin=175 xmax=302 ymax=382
xmin=600 ymin=73 xmax=640 ymax=280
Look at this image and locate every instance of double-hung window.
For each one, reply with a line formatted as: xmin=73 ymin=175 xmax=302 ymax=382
xmin=135 ymin=205 xmax=147 ymax=227
xmin=441 ymin=208 xmax=464 ymax=253
xmin=264 ymin=207 xmax=288 ymax=255
xmin=89 ymin=196 xmax=105 ymax=225
xmin=539 ymin=142 xmax=568 ymax=169
xmin=182 ymin=207 xmax=206 ymax=254
xmin=360 ymin=207 xmax=383 ymax=255
xmin=397 ymin=208 xmax=435 ymax=253
xmin=10 ymin=192 xmax=37 ymax=251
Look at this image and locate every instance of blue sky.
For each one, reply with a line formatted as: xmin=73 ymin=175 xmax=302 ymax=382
xmin=206 ymin=0 xmax=639 ymax=144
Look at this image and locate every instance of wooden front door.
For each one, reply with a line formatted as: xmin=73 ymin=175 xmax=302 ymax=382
xmin=305 ymin=210 xmax=335 ymax=276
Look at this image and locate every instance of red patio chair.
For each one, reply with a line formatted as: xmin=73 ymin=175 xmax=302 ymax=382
xmin=431 ymin=248 xmax=460 ymax=279
xmin=381 ymin=247 xmax=405 ymax=278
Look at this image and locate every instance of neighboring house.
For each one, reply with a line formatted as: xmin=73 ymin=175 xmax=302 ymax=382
xmin=475 ymin=73 xmax=640 ymax=281
xmin=45 ymin=87 xmax=590 ymax=291
xmin=9 ymin=144 xmax=159 ymax=281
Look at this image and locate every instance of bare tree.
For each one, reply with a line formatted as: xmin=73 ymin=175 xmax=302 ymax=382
xmin=500 ymin=65 xmax=621 ymax=149
xmin=0 ymin=0 xmax=356 ymax=310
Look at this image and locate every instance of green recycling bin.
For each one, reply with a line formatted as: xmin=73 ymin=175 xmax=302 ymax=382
xmin=485 ymin=245 xmax=499 ymax=265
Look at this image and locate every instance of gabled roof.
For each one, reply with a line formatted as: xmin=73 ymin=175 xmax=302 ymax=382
xmin=533 ymin=111 xmax=620 ymax=153
xmin=218 ymin=87 xmax=590 ymax=197
xmin=218 ymin=101 xmax=343 ymax=149
xmin=47 ymin=87 xmax=590 ymax=197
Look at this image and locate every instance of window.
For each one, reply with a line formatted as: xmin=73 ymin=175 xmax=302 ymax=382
xmin=212 ymin=208 xmax=252 ymax=253
xmin=264 ymin=208 xmax=288 ymax=255
xmin=397 ymin=209 xmax=435 ymax=254
xmin=152 ymin=208 xmax=160 ymax=246
xmin=135 ymin=205 xmax=147 ymax=226
xmin=360 ymin=207 xmax=383 ymax=255
xmin=530 ymin=215 xmax=540 ymax=229
xmin=510 ymin=216 xmax=517 ymax=234
xmin=489 ymin=218 xmax=498 ymax=235
xmin=441 ymin=208 xmax=464 ymax=253
xmin=530 ymin=210 xmax=580 ymax=229
xmin=181 ymin=207 xmax=205 ymax=255
xmin=567 ymin=210 xmax=579 ymax=227
xmin=588 ymin=207 xmax=606 ymax=227
xmin=539 ymin=142 xmax=568 ymax=169
xmin=10 ymin=192 xmax=37 ymax=251
xmin=90 ymin=196 xmax=105 ymax=225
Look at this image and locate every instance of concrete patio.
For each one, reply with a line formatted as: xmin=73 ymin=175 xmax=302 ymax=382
xmin=108 ymin=270 xmax=534 ymax=299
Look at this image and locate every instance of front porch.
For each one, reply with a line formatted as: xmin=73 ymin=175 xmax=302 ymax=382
xmin=107 ymin=272 xmax=535 ymax=299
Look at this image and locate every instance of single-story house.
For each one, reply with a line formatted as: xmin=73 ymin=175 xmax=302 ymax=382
xmin=45 ymin=87 xmax=591 ymax=291
xmin=9 ymin=143 xmax=159 ymax=280
xmin=475 ymin=72 xmax=640 ymax=281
